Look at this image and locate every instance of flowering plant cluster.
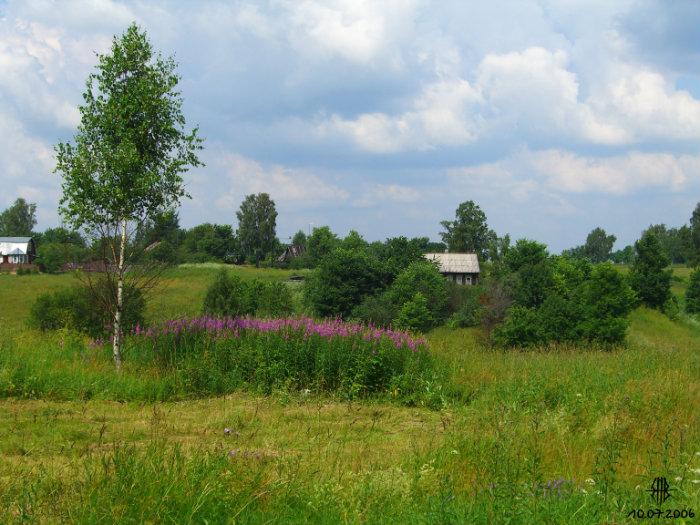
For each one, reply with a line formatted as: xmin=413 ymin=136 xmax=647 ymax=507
xmin=124 ymin=316 xmax=433 ymax=401
xmin=132 ymin=316 xmax=427 ymax=352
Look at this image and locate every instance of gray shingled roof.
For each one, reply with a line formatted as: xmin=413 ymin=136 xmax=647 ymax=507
xmin=0 ymin=237 xmax=32 ymax=256
xmin=424 ymin=252 xmax=480 ymax=274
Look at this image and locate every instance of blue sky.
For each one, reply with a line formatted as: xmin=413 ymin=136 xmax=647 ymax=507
xmin=1 ymin=0 xmax=699 ymax=251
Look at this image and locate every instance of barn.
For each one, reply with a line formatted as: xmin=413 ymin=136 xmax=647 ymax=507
xmin=0 ymin=237 xmax=36 ymax=266
xmin=424 ymin=252 xmax=480 ymax=285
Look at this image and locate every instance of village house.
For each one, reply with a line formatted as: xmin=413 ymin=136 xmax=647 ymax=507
xmin=0 ymin=237 xmax=36 ymax=267
xmin=424 ymin=252 xmax=480 ymax=285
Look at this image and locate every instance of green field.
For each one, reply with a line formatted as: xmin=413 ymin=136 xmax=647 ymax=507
xmin=1 ymin=265 xmax=699 ymax=523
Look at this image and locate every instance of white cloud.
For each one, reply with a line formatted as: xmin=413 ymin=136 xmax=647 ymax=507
xmin=321 ymin=78 xmax=482 ymax=152
xmin=317 ymin=45 xmax=700 ymax=152
xmin=213 ymin=152 xmax=349 ymax=209
xmin=590 ymin=68 xmax=700 ymax=141
xmin=526 ymin=149 xmax=698 ymax=194
xmin=354 ymin=183 xmax=422 ymax=207
xmin=286 ymin=0 xmax=416 ymax=65
xmin=450 ymin=148 xmax=700 ymax=197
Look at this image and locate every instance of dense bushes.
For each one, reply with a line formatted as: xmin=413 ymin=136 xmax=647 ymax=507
xmin=629 ymin=231 xmax=672 ymax=309
xmin=685 ymin=268 xmax=700 ymax=313
xmin=202 ymin=270 xmax=293 ymax=318
xmin=493 ymin=262 xmax=635 ymax=347
xmin=347 ymin=260 xmax=448 ymax=332
xmin=303 ymin=249 xmax=389 ymax=319
xmin=29 ymin=279 xmax=145 ymax=338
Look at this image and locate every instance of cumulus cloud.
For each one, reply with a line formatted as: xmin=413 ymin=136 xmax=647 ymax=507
xmin=450 ymin=148 xmax=700 ymax=196
xmin=317 ymin=45 xmax=700 ymax=151
xmin=212 ymin=152 xmax=349 ymax=210
xmin=320 ymin=78 xmax=482 ymax=152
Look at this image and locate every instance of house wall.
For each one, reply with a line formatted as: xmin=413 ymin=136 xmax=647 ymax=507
xmin=442 ymin=272 xmax=479 ymax=285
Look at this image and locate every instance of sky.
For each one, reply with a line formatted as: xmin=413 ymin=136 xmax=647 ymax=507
xmin=1 ymin=0 xmax=699 ymax=252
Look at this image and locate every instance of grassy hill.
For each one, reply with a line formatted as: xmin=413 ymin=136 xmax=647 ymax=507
xmin=0 ymin=265 xmax=698 ymax=523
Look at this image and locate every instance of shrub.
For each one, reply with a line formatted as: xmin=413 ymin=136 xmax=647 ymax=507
xmin=686 ymin=268 xmax=700 ymax=313
xmin=536 ymin=293 xmax=583 ymax=343
xmin=628 ymin=231 xmax=672 ymax=309
xmin=127 ymin=317 xmax=434 ymax=401
xmin=662 ymin=295 xmax=680 ymax=321
xmin=387 ymin=260 xmax=448 ymax=326
xmin=254 ymin=281 xmax=294 ymax=317
xmin=29 ymin=279 xmax=145 ymax=338
xmin=492 ymin=306 xmax=543 ymax=347
xmin=35 ymin=242 xmax=66 ymax=273
xmin=394 ymin=292 xmax=433 ymax=333
xmin=447 ymin=283 xmax=484 ymax=328
xmin=350 ymin=293 xmax=397 ymax=327
xmin=571 ymin=263 xmax=634 ymax=345
xmin=202 ymin=270 xmax=250 ymax=317
xmin=304 ymin=248 xmax=389 ymax=319
xmin=201 ymin=270 xmax=294 ymax=318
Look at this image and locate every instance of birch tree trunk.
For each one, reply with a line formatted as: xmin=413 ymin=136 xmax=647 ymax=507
xmin=112 ymin=218 xmax=127 ymax=369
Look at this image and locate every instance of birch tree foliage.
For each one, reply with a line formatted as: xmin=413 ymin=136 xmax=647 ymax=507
xmin=54 ymin=23 xmax=202 ymax=367
xmin=55 ymin=23 xmax=202 ymax=230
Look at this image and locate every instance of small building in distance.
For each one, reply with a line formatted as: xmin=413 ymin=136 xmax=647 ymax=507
xmin=424 ymin=252 xmax=480 ymax=285
xmin=0 ymin=237 xmax=36 ymax=266
xmin=276 ymin=244 xmax=306 ymax=264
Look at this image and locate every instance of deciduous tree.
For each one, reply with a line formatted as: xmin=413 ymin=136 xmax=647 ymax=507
xmin=55 ymin=24 xmax=202 ymax=368
xmin=0 ymin=198 xmax=37 ymax=236
xmin=440 ymin=201 xmax=494 ymax=259
xmin=236 ymin=193 xmax=278 ymax=266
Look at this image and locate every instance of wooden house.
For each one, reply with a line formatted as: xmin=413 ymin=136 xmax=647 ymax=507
xmin=424 ymin=252 xmax=480 ymax=285
xmin=0 ymin=237 xmax=36 ymax=266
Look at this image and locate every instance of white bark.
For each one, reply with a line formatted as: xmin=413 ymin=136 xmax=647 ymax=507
xmin=112 ymin=218 xmax=127 ymax=369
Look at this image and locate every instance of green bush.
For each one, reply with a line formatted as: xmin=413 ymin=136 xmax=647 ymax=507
xmin=387 ymin=260 xmax=448 ymax=326
xmin=447 ymin=284 xmax=484 ymax=328
xmin=253 ymin=281 xmax=294 ymax=317
xmin=351 ymin=293 xmax=398 ymax=327
xmin=394 ymin=292 xmax=433 ymax=333
xmin=504 ymin=239 xmax=554 ymax=309
xmin=29 ymin=278 xmax=145 ymax=338
xmin=686 ymin=268 xmax=700 ymax=313
xmin=201 ymin=270 xmax=250 ymax=317
xmin=578 ymin=263 xmax=635 ymax=344
xmin=492 ymin=263 xmax=634 ymax=347
xmin=628 ymin=231 xmax=672 ymax=309
xmin=304 ymin=248 xmax=389 ymax=319
xmin=35 ymin=242 xmax=66 ymax=273
xmin=533 ymin=293 xmax=582 ymax=342
xmin=492 ymin=306 xmax=543 ymax=347
xmin=662 ymin=295 xmax=680 ymax=321
xmin=201 ymin=270 xmax=294 ymax=318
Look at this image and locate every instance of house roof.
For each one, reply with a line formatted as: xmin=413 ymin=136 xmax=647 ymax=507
xmin=424 ymin=252 xmax=480 ymax=274
xmin=0 ymin=237 xmax=32 ymax=256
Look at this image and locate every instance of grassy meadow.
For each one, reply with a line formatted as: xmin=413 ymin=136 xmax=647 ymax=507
xmin=0 ymin=265 xmax=699 ymax=523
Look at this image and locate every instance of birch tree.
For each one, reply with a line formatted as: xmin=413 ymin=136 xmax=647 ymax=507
xmin=55 ymin=24 xmax=202 ymax=368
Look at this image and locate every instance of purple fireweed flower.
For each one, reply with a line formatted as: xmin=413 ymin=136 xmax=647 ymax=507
xmin=131 ymin=315 xmax=428 ymax=352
